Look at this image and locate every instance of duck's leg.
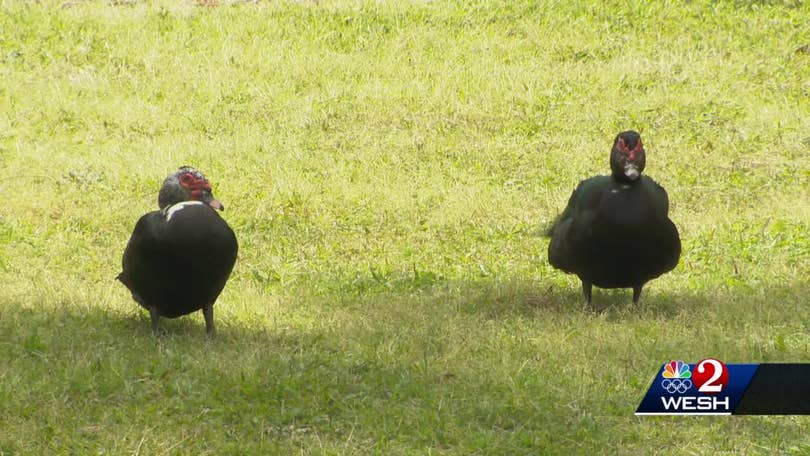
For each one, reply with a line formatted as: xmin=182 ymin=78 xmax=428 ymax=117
xmin=581 ymin=280 xmax=593 ymax=305
xmin=149 ymin=307 xmax=160 ymax=334
xmin=632 ymin=285 xmax=643 ymax=304
xmin=202 ymin=304 xmax=216 ymax=336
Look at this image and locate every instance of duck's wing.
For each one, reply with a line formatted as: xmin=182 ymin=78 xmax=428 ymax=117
xmin=641 ymin=176 xmax=671 ymax=217
xmin=118 ymin=211 xmax=164 ymax=293
xmin=549 ymin=176 xmax=612 ymax=231
xmin=547 ymin=176 xmax=611 ymax=271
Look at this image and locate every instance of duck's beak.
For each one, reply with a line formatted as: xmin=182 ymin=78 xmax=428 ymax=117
xmin=201 ymin=192 xmax=224 ymax=211
xmin=624 ymin=164 xmax=640 ymax=181
xmin=208 ymin=198 xmax=224 ymax=211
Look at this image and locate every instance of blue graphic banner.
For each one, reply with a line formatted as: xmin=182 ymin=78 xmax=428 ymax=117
xmin=636 ymin=361 xmax=759 ymax=415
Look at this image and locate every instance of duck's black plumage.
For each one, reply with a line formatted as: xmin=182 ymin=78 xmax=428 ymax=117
xmin=547 ymin=131 xmax=680 ymax=304
xmin=118 ymin=167 xmax=238 ymax=334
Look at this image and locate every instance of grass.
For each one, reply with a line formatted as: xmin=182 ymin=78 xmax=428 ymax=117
xmin=1 ymin=0 xmax=809 ymax=453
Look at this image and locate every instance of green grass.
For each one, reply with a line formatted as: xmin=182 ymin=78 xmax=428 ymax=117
xmin=1 ymin=0 xmax=809 ymax=453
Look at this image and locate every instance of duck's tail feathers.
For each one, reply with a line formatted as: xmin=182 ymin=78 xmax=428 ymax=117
xmin=543 ymin=216 xmax=560 ymax=238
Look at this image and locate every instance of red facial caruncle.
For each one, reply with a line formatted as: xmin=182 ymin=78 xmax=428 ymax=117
xmin=179 ymin=172 xmax=212 ymax=200
xmin=616 ymin=137 xmax=643 ymax=161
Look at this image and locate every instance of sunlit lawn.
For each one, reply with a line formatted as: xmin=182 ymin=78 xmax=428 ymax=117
xmin=1 ymin=0 xmax=809 ymax=453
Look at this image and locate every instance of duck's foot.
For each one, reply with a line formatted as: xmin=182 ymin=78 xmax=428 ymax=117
xmin=581 ymin=281 xmax=593 ymax=305
xmin=632 ymin=285 xmax=643 ymax=304
xmin=203 ymin=304 xmax=216 ymax=337
xmin=149 ymin=307 xmax=161 ymax=334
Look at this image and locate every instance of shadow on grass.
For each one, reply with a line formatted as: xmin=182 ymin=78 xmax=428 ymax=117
xmin=0 ymin=300 xmax=578 ymax=452
xmin=301 ymin=270 xmax=810 ymax=322
xmin=3 ymin=276 xmax=809 ymax=454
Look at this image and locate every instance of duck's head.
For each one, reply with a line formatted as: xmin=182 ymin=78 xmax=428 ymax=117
xmin=158 ymin=166 xmax=224 ymax=211
xmin=610 ymin=131 xmax=646 ymax=183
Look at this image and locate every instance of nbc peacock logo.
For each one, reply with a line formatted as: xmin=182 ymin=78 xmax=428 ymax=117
xmin=660 ymin=360 xmax=693 ymax=394
xmin=636 ymin=359 xmax=740 ymax=414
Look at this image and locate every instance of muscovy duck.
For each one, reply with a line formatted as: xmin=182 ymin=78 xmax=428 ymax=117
xmin=547 ymin=131 xmax=680 ymax=304
xmin=118 ymin=166 xmax=238 ymax=334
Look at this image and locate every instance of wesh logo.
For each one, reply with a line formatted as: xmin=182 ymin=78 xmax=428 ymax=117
xmin=661 ymin=358 xmax=731 ymax=413
xmin=658 ymin=359 xmax=731 ymax=413
xmin=637 ymin=360 xmax=763 ymax=416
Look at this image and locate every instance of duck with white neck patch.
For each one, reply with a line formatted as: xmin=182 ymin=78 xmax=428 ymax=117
xmin=117 ymin=166 xmax=238 ymax=335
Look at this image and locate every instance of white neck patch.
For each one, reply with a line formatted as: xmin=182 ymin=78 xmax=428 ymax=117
xmin=164 ymin=200 xmax=204 ymax=221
